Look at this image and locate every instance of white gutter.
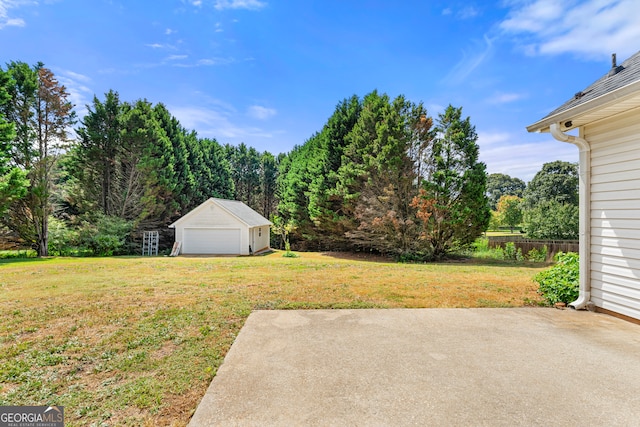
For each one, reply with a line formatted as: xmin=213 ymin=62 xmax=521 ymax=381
xmin=549 ymin=123 xmax=591 ymax=310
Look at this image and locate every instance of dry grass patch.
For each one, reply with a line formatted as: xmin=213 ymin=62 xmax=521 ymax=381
xmin=0 ymin=252 xmax=546 ymax=425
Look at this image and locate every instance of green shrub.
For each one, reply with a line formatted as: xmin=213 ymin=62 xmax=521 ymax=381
xmin=503 ymin=242 xmax=523 ymax=261
xmin=48 ymin=217 xmax=79 ymax=256
xmin=473 ymin=237 xmax=489 ymax=252
xmin=526 ymin=245 xmax=547 ymax=262
xmin=534 ymin=251 xmax=579 ymax=305
xmin=78 ymin=214 xmax=134 ymax=256
xmin=0 ymin=249 xmax=36 ymax=259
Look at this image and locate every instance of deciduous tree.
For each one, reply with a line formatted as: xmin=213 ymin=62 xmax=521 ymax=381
xmin=524 ymin=161 xmax=578 ymax=208
xmin=523 ymin=161 xmax=579 ymax=240
xmin=486 ymin=173 xmax=525 ymax=210
xmin=1 ymin=62 xmax=75 ymax=256
xmin=496 ymin=195 xmax=522 ymax=233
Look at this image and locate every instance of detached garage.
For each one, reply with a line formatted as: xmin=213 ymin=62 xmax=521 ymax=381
xmin=169 ymin=198 xmax=272 ymax=255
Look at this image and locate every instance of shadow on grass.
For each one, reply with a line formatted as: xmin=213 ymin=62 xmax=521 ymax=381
xmin=318 ymin=251 xmax=549 ymax=268
xmin=0 ymin=257 xmax=54 ymax=266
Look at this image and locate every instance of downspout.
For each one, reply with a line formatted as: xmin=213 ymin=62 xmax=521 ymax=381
xmin=549 ymin=123 xmax=591 ymax=310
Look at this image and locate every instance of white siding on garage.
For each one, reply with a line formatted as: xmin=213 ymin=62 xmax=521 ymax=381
xmin=585 ymin=106 xmax=640 ymax=320
xmin=183 ymin=228 xmax=241 ymax=254
xmin=170 ymin=198 xmax=271 ymax=256
xmin=250 ymin=226 xmax=270 ymax=253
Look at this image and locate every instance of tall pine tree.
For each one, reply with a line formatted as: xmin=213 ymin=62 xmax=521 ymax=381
xmin=414 ymin=105 xmax=490 ymax=258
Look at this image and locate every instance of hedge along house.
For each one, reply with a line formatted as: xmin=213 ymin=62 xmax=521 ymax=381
xmin=169 ymin=198 xmax=272 ymax=255
xmin=527 ymin=51 xmax=640 ymax=322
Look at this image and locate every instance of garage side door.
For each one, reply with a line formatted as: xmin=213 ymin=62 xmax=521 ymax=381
xmin=183 ymin=228 xmax=241 ymax=254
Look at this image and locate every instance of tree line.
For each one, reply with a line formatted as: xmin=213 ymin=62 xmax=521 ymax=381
xmin=0 ymin=62 xmax=277 ymax=256
xmin=276 ymin=90 xmax=490 ymax=260
xmin=0 ymin=61 xmax=577 ymax=259
xmin=487 ymin=160 xmax=579 ymax=240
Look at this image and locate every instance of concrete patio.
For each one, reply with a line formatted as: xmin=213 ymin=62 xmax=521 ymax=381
xmin=189 ymin=308 xmax=640 ymax=426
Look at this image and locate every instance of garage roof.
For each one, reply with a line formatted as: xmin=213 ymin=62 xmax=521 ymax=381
xmin=213 ymin=198 xmax=272 ymax=227
xmin=169 ymin=198 xmax=272 ymax=228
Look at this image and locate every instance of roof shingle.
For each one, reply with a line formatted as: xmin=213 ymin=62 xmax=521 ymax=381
xmin=540 ymin=50 xmax=640 ymax=120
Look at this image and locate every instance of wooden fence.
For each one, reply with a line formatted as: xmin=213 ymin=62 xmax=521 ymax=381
xmin=487 ymin=236 xmax=579 ymax=261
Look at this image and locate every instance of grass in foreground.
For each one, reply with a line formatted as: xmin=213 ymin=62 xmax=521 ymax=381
xmin=0 ymin=251 xmax=546 ymax=426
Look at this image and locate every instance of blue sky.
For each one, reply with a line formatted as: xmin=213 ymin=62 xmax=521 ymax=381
xmin=2 ymin=0 xmax=640 ymax=182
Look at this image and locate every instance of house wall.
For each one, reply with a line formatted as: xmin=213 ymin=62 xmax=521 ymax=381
xmin=585 ymin=106 xmax=640 ymax=320
xmin=174 ymin=201 xmax=251 ymax=255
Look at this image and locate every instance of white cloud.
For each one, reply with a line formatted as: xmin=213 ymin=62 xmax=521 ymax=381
xmin=247 ymin=105 xmax=276 ymax=120
xmin=165 ymin=28 xmax=176 ymax=35
xmin=458 ymin=6 xmax=479 ymax=19
xmin=197 ymin=57 xmax=235 ymax=66
xmin=0 ymin=0 xmax=33 ymax=29
xmin=486 ymin=92 xmax=527 ymax=105
xmin=500 ymin=0 xmax=640 ymax=59
xmin=170 ymin=105 xmax=276 ymax=142
xmin=214 ymin=0 xmax=267 ymax=11
xmin=427 ymin=103 xmax=446 ymax=116
xmin=445 ymin=34 xmax=495 ymax=84
xmin=146 ymin=43 xmax=165 ymax=49
xmin=441 ymin=5 xmax=479 ymax=19
xmin=55 ymin=69 xmax=94 ymax=118
xmin=62 ymin=69 xmax=92 ymax=84
xmin=164 ymin=56 xmax=235 ymax=68
xmin=477 ymin=131 xmax=578 ymax=181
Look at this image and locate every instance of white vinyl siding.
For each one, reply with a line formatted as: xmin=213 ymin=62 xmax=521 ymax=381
xmin=250 ymin=226 xmax=271 ymax=253
xmin=585 ymin=106 xmax=640 ymax=320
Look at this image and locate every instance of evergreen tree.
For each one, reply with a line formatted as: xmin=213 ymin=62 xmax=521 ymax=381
xmin=259 ymin=151 xmax=278 ymax=218
xmin=276 ymin=142 xmax=316 ymax=242
xmin=225 ymin=143 xmax=261 ymax=209
xmin=414 ymin=105 xmax=490 ymax=259
xmin=152 ymin=103 xmax=195 ymax=217
xmin=337 ymin=91 xmax=433 ymax=255
xmin=306 ymin=95 xmax=362 ymax=244
xmin=0 ymin=66 xmax=28 ymax=217
xmin=197 ymin=137 xmax=234 ymax=203
xmin=73 ymin=90 xmax=123 ymax=215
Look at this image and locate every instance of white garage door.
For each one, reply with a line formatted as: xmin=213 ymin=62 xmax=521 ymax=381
xmin=183 ymin=228 xmax=241 ymax=254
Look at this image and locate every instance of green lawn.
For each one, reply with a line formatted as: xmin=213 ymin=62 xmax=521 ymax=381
xmin=0 ymin=251 xmax=547 ymax=426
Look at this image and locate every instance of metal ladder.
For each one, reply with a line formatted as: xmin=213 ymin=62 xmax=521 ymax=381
xmin=142 ymin=231 xmax=159 ymax=256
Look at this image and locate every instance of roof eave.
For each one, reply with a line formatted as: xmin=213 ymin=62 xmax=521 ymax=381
xmin=527 ymin=79 xmax=640 ymax=134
